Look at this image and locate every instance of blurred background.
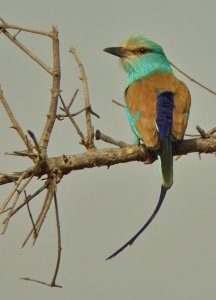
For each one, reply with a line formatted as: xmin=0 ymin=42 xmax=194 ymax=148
xmin=0 ymin=1 xmax=216 ymax=299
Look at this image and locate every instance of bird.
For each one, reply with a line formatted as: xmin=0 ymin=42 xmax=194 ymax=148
xmin=104 ymin=36 xmax=191 ymax=260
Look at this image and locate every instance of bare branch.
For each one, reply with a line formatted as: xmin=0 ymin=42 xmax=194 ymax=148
xmin=20 ymin=189 xmax=62 ymax=288
xmin=69 ymin=47 xmax=95 ymax=149
xmin=19 ymin=277 xmax=62 ymax=288
xmin=0 ymin=89 xmax=33 ymax=150
xmin=10 ymin=183 xmax=48 ymax=217
xmin=59 ymin=95 xmax=86 ymax=144
xmin=0 ymin=135 xmax=215 ymax=187
xmin=33 ymin=178 xmax=56 ymax=243
xmin=2 ymin=174 xmax=34 ymax=234
xmin=96 ymin=130 xmax=130 ymax=148
xmin=24 ymin=190 xmax=37 ymax=239
xmin=39 ymin=26 xmax=61 ymax=150
xmin=50 ymin=191 xmax=62 ymax=287
xmin=67 ymin=88 xmax=79 ymax=109
xmin=0 ymin=170 xmax=32 ymax=214
xmin=0 ymin=28 xmax=53 ymax=75
xmin=0 ymin=18 xmax=52 ymax=37
xmin=21 ymin=177 xmax=56 ymax=247
xmin=170 ymin=60 xmax=216 ymax=96
xmin=112 ymin=99 xmax=126 ymax=108
xmin=4 ymin=151 xmax=37 ymax=158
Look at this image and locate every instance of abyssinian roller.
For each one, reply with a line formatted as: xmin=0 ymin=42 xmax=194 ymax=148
xmin=104 ymin=36 xmax=191 ymax=259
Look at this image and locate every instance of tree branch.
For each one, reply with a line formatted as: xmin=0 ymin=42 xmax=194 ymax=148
xmin=0 ymin=135 xmax=214 ymax=187
xmin=170 ymin=60 xmax=216 ymax=96
xmin=0 ymin=23 xmax=53 ymax=75
xmin=39 ymin=25 xmax=61 ymax=151
xmin=0 ymin=89 xmax=33 ymax=150
xmin=69 ymin=47 xmax=95 ymax=149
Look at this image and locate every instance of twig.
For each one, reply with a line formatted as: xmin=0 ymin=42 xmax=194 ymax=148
xmin=24 ymin=190 xmax=37 ymax=239
xmin=20 ymin=189 xmax=62 ymax=288
xmin=50 ymin=191 xmax=62 ymax=287
xmin=1 ymin=29 xmax=53 ymax=75
xmin=196 ymin=125 xmax=209 ymax=139
xmin=59 ymin=95 xmax=86 ymax=144
xmin=33 ymin=179 xmax=55 ymax=244
xmin=112 ymin=99 xmax=126 ymax=108
xmin=27 ymin=130 xmax=42 ymax=160
xmin=39 ymin=25 xmax=61 ymax=150
xmin=59 ymin=104 xmax=100 ymax=119
xmin=207 ymin=127 xmax=216 ymax=136
xmin=170 ymin=61 xmax=216 ymax=96
xmin=10 ymin=183 xmax=48 ymax=217
xmin=0 ymin=89 xmax=33 ymax=150
xmin=13 ymin=29 xmax=21 ymax=39
xmin=19 ymin=277 xmax=62 ymax=288
xmin=0 ymin=171 xmax=30 ymax=214
xmin=0 ymin=18 xmax=52 ymax=37
xmin=95 ymin=130 xmax=130 ymax=148
xmin=4 ymin=151 xmax=37 ymax=158
xmin=2 ymin=174 xmax=34 ymax=234
xmin=59 ymin=105 xmax=89 ymax=117
xmin=67 ymin=88 xmax=79 ymax=109
xmin=21 ymin=177 xmax=55 ymax=247
xmin=69 ymin=47 xmax=95 ymax=149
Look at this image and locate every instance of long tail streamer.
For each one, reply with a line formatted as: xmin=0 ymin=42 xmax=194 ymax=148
xmin=106 ymin=186 xmax=168 ymax=260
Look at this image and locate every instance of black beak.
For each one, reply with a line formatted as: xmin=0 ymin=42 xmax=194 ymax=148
xmin=103 ymin=47 xmax=130 ymax=58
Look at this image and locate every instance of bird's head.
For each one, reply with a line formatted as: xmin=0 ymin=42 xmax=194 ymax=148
xmin=104 ymin=36 xmax=172 ymax=84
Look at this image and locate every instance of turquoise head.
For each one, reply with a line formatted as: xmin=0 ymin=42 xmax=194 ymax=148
xmin=104 ymin=36 xmax=173 ymax=85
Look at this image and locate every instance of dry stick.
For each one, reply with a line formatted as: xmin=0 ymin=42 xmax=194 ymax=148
xmin=19 ymin=277 xmax=55 ymax=287
xmin=59 ymin=95 xmax=86 ymax=144
xmin=20 ymin=184 xmax=62 ymax=288
xmin=196 ymin=125 xmax=209 ymax=139
xmin=0 ymin=170 xmax=33 ymax=185
xmin=58 ymin=104 xmax=100 ymax=119
xmin=5 ymin=151 xmax=37 ymax=158
xmin=0 ymin=18 xmax=52 ymax=37
xmin=67 ymin=88 xmax=79 ymax=109
xmin=207 ymin=127 xmax=216 ymax=135
xmin=1 ymin=29 xmax=53 ymax=75
xmin=50 ymin=191 xmax=62 ymax=288
xmin=2 ymin=174 xmax=34 ymax=234
xmin=170 ymin=61 xmax=216 ymax=96
xmin=27 ymin=130 xmax=43 ymax=161
xmin=21 ymin=178 xmax=55 ymax=248
xmin=10 ymin=183 xmax=48 ymax=217
xmin=33 ymin=180 xmax=55 ymax=244
xmin=0 ymin=89 xmax=33 ymax=150
xmin=0 ymin=170 xmax=30 ymax=214
xmin=112 ymin=99 xmax=126 ymax=108
xmin=56 ymin=89 xmax=79 ymax=120
xmin=39 ymin=25 xmax=61 ymax=150
xmin=24 ymin=190 xmax=37 ymax=239
xmin=69 ymin=47 xmax=95 ymax=149
xmin=95 ymin=129 xmax=130 ymax=148
xmin=60 ymin=105 xmax=89 ymax=118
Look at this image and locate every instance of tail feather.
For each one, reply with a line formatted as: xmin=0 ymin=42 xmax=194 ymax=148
xmin=106 ymin=186 xmax=168 ymax=260
xmin=159 ymin=138 xmax=173 ymax=188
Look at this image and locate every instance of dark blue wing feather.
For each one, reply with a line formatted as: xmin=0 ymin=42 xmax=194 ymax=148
xmin=156 ymin=91 xmax=174 ymax=139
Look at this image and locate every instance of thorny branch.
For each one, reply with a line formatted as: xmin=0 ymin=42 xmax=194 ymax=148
xmin=0 ymin=19 xmax=216 ymax=288
xmin=69 ymin=47 xmax=95 ymax=149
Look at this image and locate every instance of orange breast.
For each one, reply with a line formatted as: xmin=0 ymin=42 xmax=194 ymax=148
xmin=125 ymin=72 xmax=191 ymax=148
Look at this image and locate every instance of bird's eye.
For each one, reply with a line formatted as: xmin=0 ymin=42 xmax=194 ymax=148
xmin=139 ymin=48 xmax=146 ymax=53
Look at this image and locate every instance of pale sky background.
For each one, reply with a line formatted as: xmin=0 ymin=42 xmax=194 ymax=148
xmin=0 ymin=0 xmax=216 ymax=299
